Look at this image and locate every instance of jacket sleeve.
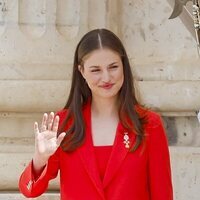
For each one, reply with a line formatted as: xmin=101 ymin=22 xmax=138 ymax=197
xmin=18 ymin=147 xmax=60 ymax=198
xmin=18 ymin=110 xmax=68 ymax=197
xmin=147 ymin=114 xmax=173 ymax=200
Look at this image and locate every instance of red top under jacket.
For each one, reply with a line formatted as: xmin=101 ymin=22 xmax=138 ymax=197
xmin=94 ymin=146 xmax=113 ymax=181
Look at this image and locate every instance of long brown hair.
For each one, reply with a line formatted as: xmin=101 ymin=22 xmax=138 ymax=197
xmin=58 ymin=28 xmax=146 ymax=152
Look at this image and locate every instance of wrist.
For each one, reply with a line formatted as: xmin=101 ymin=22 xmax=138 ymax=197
xmin=33 ymin=153 xmax=48 ymax=171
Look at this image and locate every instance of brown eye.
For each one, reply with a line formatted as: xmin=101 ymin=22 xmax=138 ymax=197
xmin=91 ymin=69 xmax=100 ymax=72
xmin=110 ymin=65 xmax=118 ymax=69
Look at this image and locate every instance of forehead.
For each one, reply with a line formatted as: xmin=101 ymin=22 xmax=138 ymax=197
xmin=83 ymin=48 xmax=121 ymax=67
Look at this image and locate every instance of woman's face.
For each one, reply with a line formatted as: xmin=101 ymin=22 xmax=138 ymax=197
xmin=79 ymin=48 xmax=124 ymax=100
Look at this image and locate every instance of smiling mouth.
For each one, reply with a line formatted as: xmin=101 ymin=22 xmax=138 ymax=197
xmin=100 ymin=84 xmax=114 ymax=89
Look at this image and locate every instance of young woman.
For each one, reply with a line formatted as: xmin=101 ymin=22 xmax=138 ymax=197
xmin=19 ymin=29 xmax=173 ymax=200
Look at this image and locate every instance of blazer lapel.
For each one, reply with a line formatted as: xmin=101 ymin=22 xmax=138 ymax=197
xmin=103 ymin=122 xmax=136 ymax=188
xmin=77 ymin=102 xmax=105 ymax=200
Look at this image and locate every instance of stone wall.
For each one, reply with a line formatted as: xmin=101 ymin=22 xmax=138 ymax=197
xmin=0 ymin=0 xmax=199 ymax=199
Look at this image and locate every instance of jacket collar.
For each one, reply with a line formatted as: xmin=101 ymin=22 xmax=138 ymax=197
xmin=77 ymin=101 xmax=136 ymax=198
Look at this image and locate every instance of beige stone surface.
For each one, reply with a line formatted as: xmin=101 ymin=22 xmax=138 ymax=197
xmin=120 ymin=0 xmax=198 ymax=63
xmin=136 ymin=81 xmax=200 ymax=112
xmin=0 ymin=80 xmax=69 ymax=112
xmin=172 ymin=117 xmax=200 ymax=146
xmin=0 ymin=63 xmax=72 ymax=80
xmin=170 ymin=147 xmax=200 ymax=200
xmin=163 ymin=116 xmax=200 ymax=146
xmin=132 ymin=60 xmax=200 ymax=81
xmin=0 ymin=153 xmax=59 ymax=190
xmin=0 ymin=0 xmax=200 ymax=199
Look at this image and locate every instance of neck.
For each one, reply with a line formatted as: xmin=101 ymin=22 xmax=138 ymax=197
xmin=91 ymin=96 xmax=119 ymax=118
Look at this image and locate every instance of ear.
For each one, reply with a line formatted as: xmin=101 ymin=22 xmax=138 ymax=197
xmin=78 ymin=65 xmax=85 ymax=79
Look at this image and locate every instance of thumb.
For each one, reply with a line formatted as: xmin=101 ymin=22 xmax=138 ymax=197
xmin=56 ymin=132 xmax=66 ymax=146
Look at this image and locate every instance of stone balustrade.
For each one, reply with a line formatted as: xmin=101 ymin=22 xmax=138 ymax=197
xmin=0 ymin=0 xmax=199 ymax=199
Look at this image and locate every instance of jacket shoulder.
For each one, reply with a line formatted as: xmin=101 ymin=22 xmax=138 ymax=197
xmin=143 ymin=110 xmax=163 ymax=129
xmin=136 ymin=106 xmax=162 ymax=128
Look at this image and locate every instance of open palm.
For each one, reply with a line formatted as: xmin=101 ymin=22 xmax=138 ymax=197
xmin=34 ymin=112 xmax=66 ymax=159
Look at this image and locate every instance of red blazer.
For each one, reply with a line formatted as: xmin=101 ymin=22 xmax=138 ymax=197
xmin=19 ymin=102 xmax=173 ymax=200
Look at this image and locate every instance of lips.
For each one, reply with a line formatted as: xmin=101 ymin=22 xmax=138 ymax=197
xmin=100 ymin=83 xmax=114 ymax=89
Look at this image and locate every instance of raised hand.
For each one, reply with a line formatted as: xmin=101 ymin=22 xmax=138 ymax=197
xmin=33 ymin=112 xmax=66 ymax=172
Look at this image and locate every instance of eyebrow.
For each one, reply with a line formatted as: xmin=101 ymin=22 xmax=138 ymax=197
xmin=89 ymin=62 xmax=118 ymax=68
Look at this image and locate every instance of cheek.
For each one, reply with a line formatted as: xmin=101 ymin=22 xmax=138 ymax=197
xmin=116 ymin=68 xmax=124 ymax=82
xmin=85 ymin=74 xmax=100 ymax=86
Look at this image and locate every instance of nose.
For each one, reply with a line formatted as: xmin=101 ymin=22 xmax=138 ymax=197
xmin=101 ymin=69 xmax=111 ymax=82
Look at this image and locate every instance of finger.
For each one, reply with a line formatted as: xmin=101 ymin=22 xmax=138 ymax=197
xmin=47 ymin=112 xmax=54 ymax=131
xmin=56 ymin=132 xmax=66 ymax=146
xmin=34 ymin=122 xmax=39 ymax=135
xmin=197 ymin=110 xmax=200 ymax=123
xmin=52 ymin=115 xmax=60 ymax=132
xmin=41 ymin=113 xmax=48 ymax=132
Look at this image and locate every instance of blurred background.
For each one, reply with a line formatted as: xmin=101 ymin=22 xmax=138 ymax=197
xmin=0 ymin=0 xmax=200 ymax=199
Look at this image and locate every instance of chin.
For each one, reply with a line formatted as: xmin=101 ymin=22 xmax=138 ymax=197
xmin=97 ymin=92 xmax=119 ymax=99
